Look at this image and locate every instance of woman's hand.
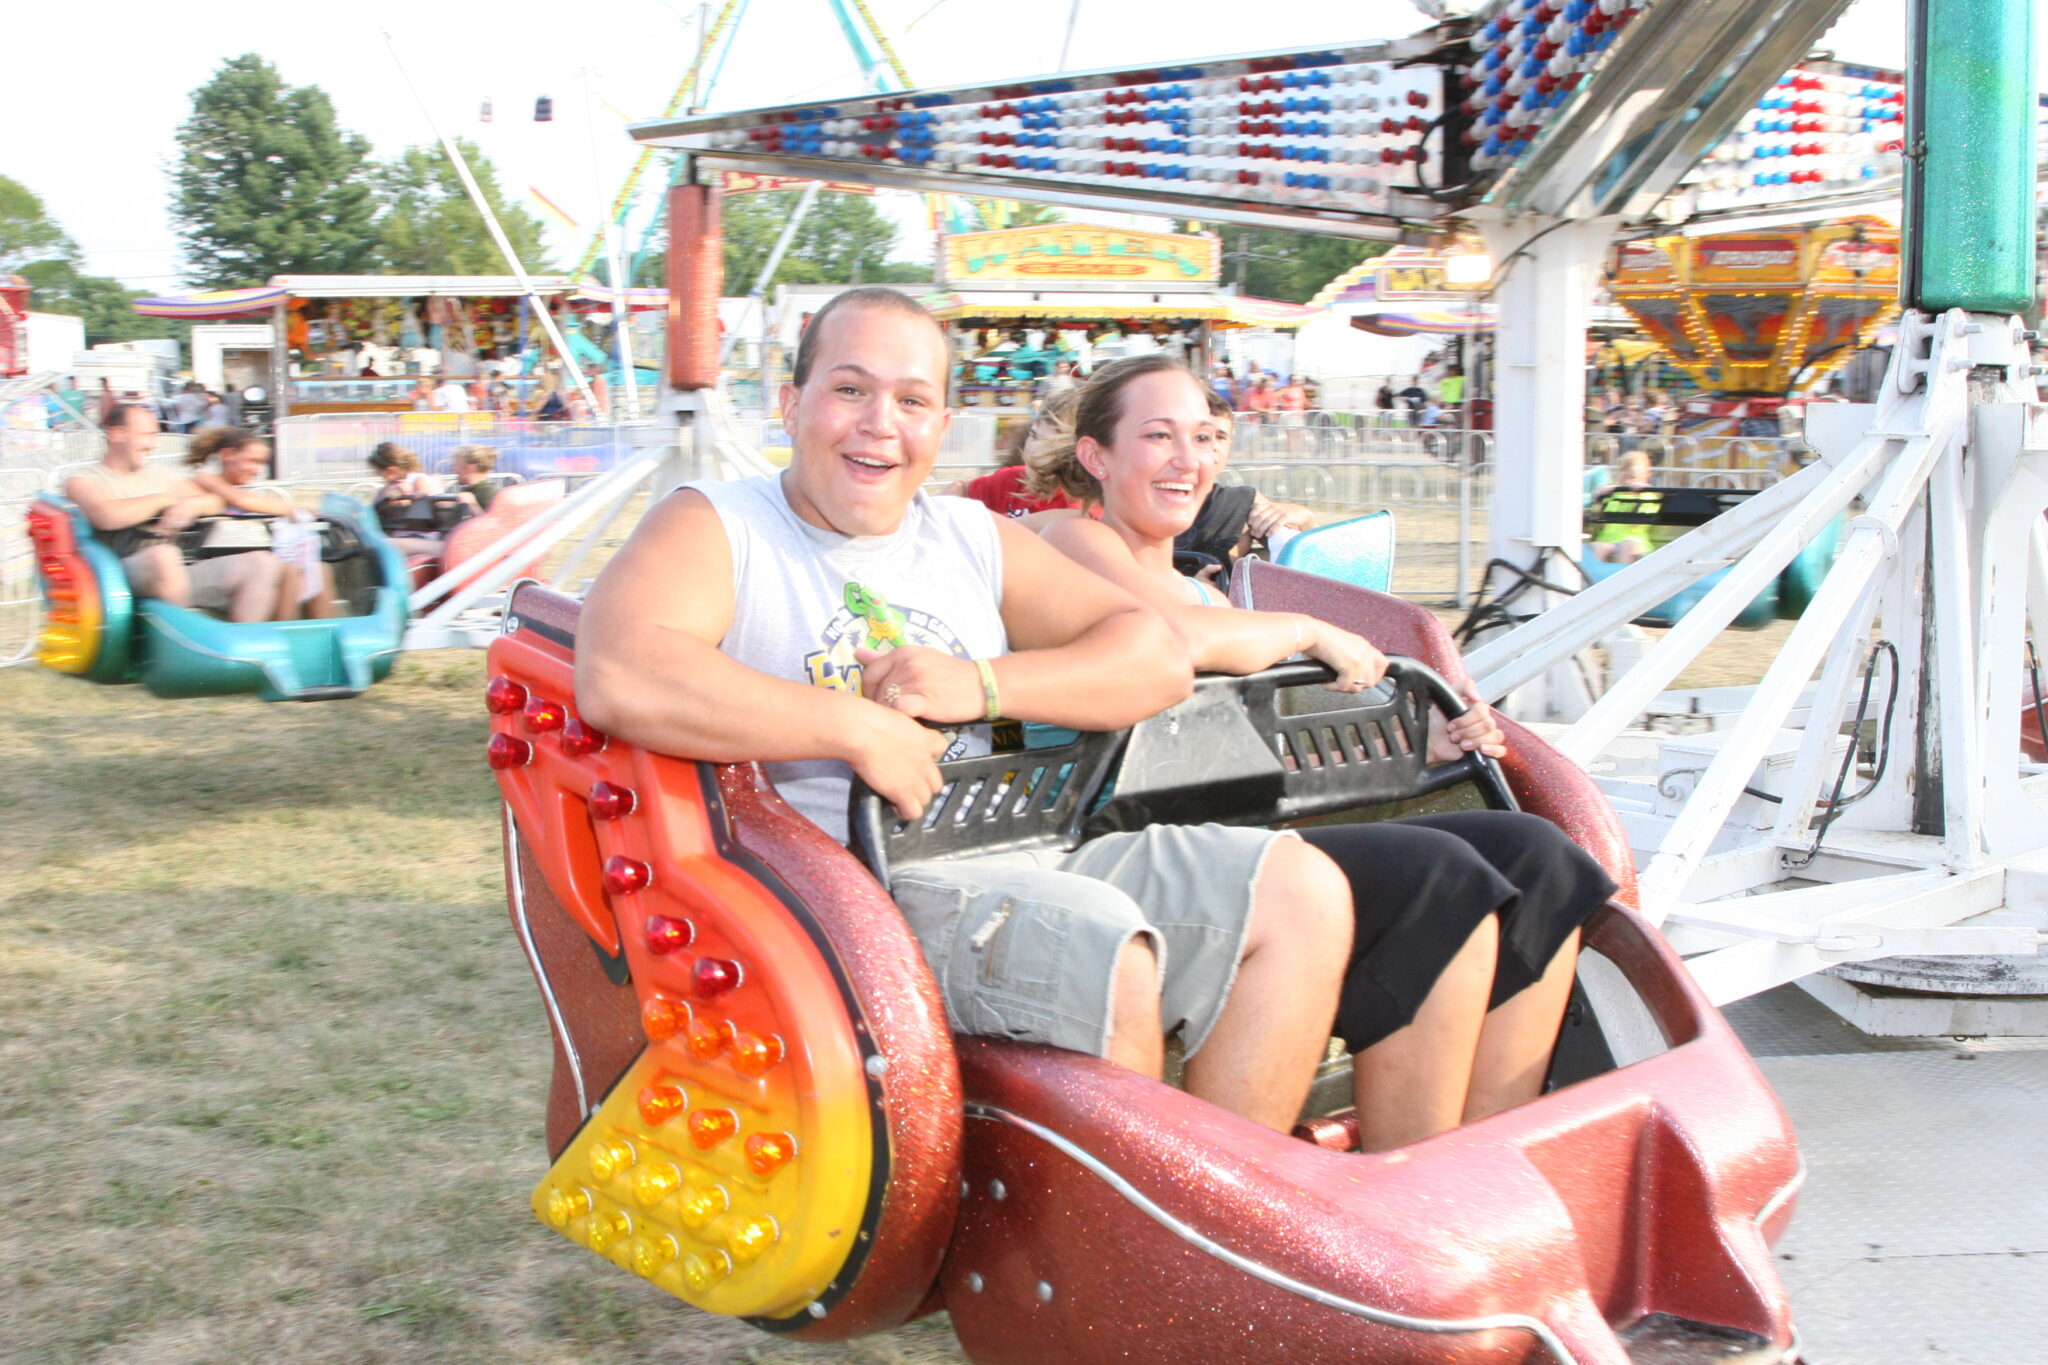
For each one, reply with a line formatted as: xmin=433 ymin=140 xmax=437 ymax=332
xmin=856 ymin=645 xmax=985 ymax=724
xmin=1300 ymin=618 xmax=1387 ymax=694
xmin=1428 ymin=681 xmax=1508 ymax=761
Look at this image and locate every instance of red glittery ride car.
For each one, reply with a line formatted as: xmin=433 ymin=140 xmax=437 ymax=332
xmin=484 ymin=562 xmax=1803 ymax=1365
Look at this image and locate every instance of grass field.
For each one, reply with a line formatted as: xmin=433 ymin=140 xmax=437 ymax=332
xmin=0 ymin=484 xmax=1796 ymax=1362
xmin=0 ymin=656 xmax=969 ymax=1365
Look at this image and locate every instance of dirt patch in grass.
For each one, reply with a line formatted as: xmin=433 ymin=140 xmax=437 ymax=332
xmin=0 ymin=656 xmax=966 ymax=1365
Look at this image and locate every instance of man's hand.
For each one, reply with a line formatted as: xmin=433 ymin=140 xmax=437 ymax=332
xmin=1428 ymin=682 xmax=1508 ymax=762
xmin=843 ymin=694 xmax=952 ymax=821
xmin=156 ymin=495 xmax=209 ymax=533
xmin=856 ymin=645 xmax=984 ymax=724
xmin=1247 ymin=496 xmax=1315 ymax=540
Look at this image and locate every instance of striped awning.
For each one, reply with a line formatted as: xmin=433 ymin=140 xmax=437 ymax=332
xmin=132 ymin=286 xmax=288 ymax=318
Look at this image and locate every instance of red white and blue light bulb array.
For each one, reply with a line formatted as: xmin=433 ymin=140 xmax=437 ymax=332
xmin=691 ymin=57 xmax=1440 ymax=213
xmin=1461 ymin=0 xmax=1645 ymax=174
xmin=1686 ymin=64 xmax=1905 ymax=211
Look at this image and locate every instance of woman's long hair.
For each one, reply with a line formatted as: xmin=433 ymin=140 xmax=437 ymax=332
xmin=1023 ymin=353 xmax=1194 ymax=503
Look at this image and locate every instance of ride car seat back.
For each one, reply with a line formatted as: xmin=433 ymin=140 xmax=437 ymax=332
xmin=486 ymin=581 xmax=960 ymax=1340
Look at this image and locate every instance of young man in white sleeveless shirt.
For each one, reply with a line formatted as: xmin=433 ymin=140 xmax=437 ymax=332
xmin=579 ymin=289 xmax=1352 ymax=1131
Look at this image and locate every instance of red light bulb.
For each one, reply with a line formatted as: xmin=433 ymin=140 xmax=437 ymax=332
xmin=522 ymin=695 xmax=566 ymax=733
xmin=603 ymin=856 xmax=652 ymax=896
xmin=644 ymin=914 xmax=693 ymax=955
xmin=486 ymin=733 xmax=533 ymax=769
xmin=693 ymin=957 xmax=741 ymax=999
xmin=560 ymin=719 xmax=607 ymax=757
xmin=485 ymin=675 xmax=527 ymax=714
xmin=589 ymin=781 xmax=636 ymax=820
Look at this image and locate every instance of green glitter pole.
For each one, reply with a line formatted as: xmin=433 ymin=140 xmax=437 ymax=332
xmin=1903 ymin=0 xmax=2038 ymax=314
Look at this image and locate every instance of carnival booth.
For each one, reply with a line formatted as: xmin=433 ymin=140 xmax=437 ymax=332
xmin=130 ymin=275 xmax=662 ymax=420
xmin=923 ymin=224 xmax=1318 ymax=406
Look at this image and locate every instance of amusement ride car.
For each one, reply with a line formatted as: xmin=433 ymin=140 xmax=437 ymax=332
xmin=486 ymin=567 xmax=1803 ymax=1364
xmin=25 ymin=491 xmax=408 ymax=701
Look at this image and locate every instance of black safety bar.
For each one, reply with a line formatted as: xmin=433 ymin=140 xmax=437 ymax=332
xmin=849 ymin=656 xmax=1517 ymax=886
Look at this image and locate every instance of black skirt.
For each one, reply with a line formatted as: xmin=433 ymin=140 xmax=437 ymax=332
xmin=1301 ymin=811 xmax=1616 ymax=1053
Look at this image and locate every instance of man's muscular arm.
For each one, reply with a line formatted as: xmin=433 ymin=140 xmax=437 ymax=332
xmin=575 ymin=489 xmax=949 ymax=819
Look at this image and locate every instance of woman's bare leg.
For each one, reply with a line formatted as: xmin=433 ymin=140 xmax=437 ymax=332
xmin=1350 ymin=916 xmax=1498 ymax=1152
xmin=273 ymin=563 xmax=304 ymax=621
xmin=1463 ymin=930 xmax=1580 ymax=1123
xmin=1184 ymin=839 xmax=1353 ymax=1132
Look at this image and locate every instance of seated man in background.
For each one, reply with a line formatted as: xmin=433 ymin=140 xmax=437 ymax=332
xmin=64 ymin=404 xmax=285 ymax=623
xmin=578 ymin=287 xmax=1358 ymax=1133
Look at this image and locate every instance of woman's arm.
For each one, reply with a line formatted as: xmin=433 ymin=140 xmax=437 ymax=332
xmin=191 ymin=470 xmax=294 ymax=516
xmin=1040 ymin=515 xmax=1383 ymax=687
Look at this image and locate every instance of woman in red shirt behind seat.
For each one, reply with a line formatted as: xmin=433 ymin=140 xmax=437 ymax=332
xmin=942 ymin=389 xmax=1082 ymax=518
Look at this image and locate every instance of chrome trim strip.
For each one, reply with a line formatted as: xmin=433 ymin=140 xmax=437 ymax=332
xmin=1756 ymin=1158 xmax=1807 ymax=1232
xmin=964 ymin=1102 xmax=1581 ymax=1365
xmin=504 ymin=806 xmax=589 ymax=1116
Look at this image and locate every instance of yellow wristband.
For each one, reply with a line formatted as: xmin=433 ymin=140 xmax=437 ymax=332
xmin=974 ymin=658 xmax=1001 ymax=722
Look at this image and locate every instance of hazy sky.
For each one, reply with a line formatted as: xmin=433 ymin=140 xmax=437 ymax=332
xmin=0 ymin=0 xmax=1994 ymax=292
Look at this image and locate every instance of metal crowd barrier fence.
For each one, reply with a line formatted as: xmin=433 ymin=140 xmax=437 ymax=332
xmin=273 ymin=415 xmax=672 ymax=484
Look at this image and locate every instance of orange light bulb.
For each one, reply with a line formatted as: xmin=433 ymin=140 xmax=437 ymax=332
xmin=630 ymin=1232 xmax=679 ymax=1277
xmin=632 ymin=1161 xmax=682 ymax=1207
xmin=687 ymin=1108 xmax=738 ymax=1150
xmin=676 ymin=1183 xmax=729 ymax=1231
xmin=641 ymin=996 xmax=685 ymax=1042
xmin=725 ymin=1214 xmax=779 ymax=1263
xmin=729 ymin=1032 xmax=785 ymax=1077
xmin=585 ymin=1209 xmax=631 ymax=1251
xmin=544 ymin=1184 xmax=593 ymax=1228
xmin=679 ymin=1249 xmax=732 ymax=1295
xmin=588 ymin=1138 xmax=636 ymax=1182
xmin=744 ymin=1131 xmax=797 ymax=1177
xmin=637 ymin=1083 xmax=686 ymax=1126
xmin=685 ymin=1016 xmax=727 ymax=1061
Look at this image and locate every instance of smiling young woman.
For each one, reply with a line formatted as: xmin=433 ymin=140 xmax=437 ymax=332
xmin=1036 ymin=355 xmax=1614 ymax=1151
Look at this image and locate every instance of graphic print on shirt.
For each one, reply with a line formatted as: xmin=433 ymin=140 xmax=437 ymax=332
xmin=804 ymin=582 xmax=977 ymax=759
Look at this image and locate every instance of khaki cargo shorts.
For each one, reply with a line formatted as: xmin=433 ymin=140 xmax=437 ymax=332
xmin=889 ymin=823 xmax=1296 ymax=1059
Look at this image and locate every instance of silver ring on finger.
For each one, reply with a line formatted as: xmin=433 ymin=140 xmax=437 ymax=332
xmin=882 ymin=683 xmax=901 ymax=703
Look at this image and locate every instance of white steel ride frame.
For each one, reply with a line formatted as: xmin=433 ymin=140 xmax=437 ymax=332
xmin=1466 ymin=308 xmax=2048 ymax=1014
xmin=399 ymin=395 xmax=773 ymax=650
